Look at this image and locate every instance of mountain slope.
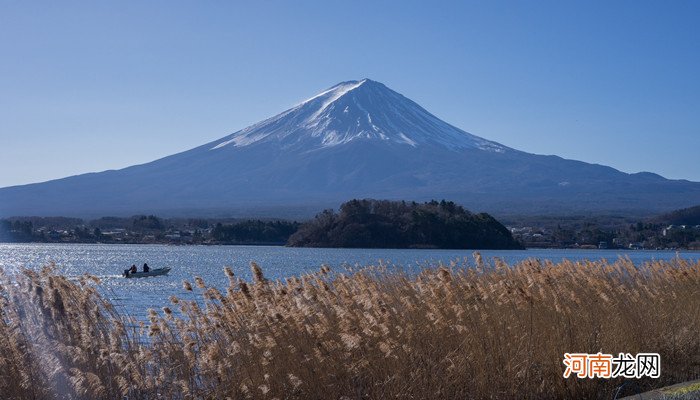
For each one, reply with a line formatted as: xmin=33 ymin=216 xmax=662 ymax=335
xmin=211 ymin=79 xmax=506 ymax=152
xmin=655 ymin=205 xmax=700 ymax=226
xmin=1 ymin=79 xmax=699 ymax=217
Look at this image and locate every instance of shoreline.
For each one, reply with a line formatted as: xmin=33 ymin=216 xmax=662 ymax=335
xmin=2 ymin=240 xmax=699 ymax=252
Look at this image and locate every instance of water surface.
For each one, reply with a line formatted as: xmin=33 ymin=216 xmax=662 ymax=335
xmin=1 ymin=244 xmax=697 ymax=318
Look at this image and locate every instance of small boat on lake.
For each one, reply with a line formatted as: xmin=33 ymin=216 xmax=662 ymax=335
xmin=124 ymin=267 xmax=171 ymax=278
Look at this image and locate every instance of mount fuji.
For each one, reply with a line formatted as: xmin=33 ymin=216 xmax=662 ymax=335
xmin=1 ymin=79 xmax=699 ymax=217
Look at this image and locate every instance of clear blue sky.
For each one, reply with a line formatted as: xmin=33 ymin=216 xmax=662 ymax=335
xmin=1 ymin=1 xmax=698 ymax=187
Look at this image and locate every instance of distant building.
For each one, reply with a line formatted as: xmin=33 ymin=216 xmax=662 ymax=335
xmin=102 ymin=229 xmax=127 ymax=239
xmin=663 ymin=224 xmax=693 ymax=236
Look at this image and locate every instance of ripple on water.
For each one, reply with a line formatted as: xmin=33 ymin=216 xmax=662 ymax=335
xmin=1 ymin=243 xmax=698 ymax=319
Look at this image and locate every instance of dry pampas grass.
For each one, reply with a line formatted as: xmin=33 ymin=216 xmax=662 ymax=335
xmin=0 ymin=256 xmax=698 ymax=399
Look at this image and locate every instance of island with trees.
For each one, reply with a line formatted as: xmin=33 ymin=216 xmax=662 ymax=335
xmin=288 ymin=199 xmax=522 ymax=249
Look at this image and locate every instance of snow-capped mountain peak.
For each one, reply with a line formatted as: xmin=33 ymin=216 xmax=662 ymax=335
xmin=3 ymin=79 xmax=699 ymax=218
xmin=211 ymin=79 xmax=507 ymax=152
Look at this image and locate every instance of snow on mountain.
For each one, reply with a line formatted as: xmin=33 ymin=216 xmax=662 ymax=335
xmin=1 ymin=78 xmax=699 ymax=218
xmin=211 ymin=79 xmax=507 ymax=152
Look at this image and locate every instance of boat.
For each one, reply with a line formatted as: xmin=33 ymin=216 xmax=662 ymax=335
xmin=124 ymin=267 xmax=171 ymax=278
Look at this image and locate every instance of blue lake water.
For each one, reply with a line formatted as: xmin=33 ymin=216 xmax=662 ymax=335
xmin=1 ymin=243 xmax=698 ymax=318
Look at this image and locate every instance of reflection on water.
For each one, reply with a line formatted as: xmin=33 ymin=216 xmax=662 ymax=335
xmin=1 ymin=243 xmax=698 ymax=318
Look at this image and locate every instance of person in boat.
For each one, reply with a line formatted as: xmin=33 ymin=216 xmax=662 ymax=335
xmin=143 ymin=263 xmax=150 ymax=273
xmin=130 ymin=264 xmax=137 ymax=274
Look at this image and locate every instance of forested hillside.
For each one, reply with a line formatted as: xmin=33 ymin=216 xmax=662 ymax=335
xmin=288 ymin=199 xmax=521 ymax=249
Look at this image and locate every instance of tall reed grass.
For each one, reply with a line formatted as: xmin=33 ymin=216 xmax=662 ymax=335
xmin=0 ymin=256 xmax=698 ymax=399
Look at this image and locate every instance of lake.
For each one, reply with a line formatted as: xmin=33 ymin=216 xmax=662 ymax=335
xmin=1 ymin=243 xmax=698 ymax=318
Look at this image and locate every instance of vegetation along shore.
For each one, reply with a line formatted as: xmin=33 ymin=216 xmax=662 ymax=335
xmin=2 ymin=201 xmax=700 ymax=250
xmin=0 ymin=256 xmax=698 ymax=399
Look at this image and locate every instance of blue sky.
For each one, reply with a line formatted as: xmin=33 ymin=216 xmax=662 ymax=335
xmin=1 ymin=1 xmax=698 ymax=187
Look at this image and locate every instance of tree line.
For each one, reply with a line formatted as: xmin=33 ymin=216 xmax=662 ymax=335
xmin=287 ymin=199 xmax=522 ymax=249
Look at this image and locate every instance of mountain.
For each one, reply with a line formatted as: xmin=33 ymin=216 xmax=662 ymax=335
xmin=654 ymin=205 xmax=700 ymax=226
xmin=1 ymin=79 xmax=699 ymax=218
